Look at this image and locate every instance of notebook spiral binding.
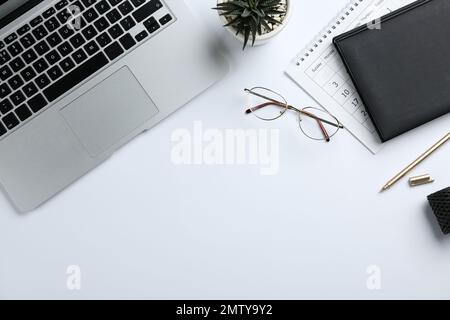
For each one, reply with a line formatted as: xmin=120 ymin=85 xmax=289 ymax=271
xmin=294 ymin=0 xmax=365 ymax=66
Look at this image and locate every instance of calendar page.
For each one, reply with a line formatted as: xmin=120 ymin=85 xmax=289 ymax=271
xmin=286 ymin=0 xmax=415 ymax=153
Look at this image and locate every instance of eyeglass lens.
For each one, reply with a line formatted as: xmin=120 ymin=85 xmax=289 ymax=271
xmin=246 ymin=87 xmax=288 ymax=121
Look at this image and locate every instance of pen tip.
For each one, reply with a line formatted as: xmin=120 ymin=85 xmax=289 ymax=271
xmin=379 ymin=186 xmax=388 ymax=193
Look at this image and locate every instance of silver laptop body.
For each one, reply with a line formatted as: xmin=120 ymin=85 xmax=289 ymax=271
xmin=0 ymin=0 xmax=228 ymax=212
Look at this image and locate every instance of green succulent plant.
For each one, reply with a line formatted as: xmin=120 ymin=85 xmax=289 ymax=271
xmin=213 ymin=0 xmax=287 ymax=50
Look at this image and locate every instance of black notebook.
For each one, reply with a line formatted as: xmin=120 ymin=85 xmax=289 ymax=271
xmin=333 ymin=0 xmax=450 ymax=142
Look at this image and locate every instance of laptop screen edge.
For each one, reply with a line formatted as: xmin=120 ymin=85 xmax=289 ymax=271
xmin=0 ymin=0 xmax=44 ymax=30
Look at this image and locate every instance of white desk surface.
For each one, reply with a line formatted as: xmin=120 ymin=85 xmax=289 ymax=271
xmin=1 ymin=0 xmax=450 ymax=299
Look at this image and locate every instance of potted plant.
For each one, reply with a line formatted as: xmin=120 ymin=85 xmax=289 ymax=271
xmin=213 ymin=0 xmax=291 ymax=50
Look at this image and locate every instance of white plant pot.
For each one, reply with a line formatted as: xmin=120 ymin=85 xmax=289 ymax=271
xmin=217 ymin=0 xmax=292 ymax=47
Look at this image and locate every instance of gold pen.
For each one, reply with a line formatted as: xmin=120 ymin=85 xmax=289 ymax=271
xmin=380 ymin=132 xmax=450 ymax=192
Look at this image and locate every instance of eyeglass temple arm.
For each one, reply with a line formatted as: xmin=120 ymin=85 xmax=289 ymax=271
xmin=292 ymin=106 xmax=344 ymax=129
xmin=317 ymin=119 xmax=330 ymax=142
xmin=245 ymin=102 xmax=344 ymax=130
xmin=245 ymin=101 xmax=286 ymax=114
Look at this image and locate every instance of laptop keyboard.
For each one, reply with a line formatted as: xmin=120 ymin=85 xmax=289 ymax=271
xmin=0 ymin=0 xmax=174 ymax=139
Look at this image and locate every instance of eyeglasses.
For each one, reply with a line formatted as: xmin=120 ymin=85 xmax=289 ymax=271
xmin=244 ymin=87 xmax=344 ymax=142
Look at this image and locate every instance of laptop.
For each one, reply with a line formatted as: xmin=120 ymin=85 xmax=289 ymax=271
xmin=0 ymin=0 xmax=228 ymax=212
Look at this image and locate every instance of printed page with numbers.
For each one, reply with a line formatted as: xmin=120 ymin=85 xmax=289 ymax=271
xmin=286 ymin=0 xmax=414 ymax=153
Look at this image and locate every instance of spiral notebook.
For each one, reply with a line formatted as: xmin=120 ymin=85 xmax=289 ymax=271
xmin=286 ymin=0 xmax=415 ymax=153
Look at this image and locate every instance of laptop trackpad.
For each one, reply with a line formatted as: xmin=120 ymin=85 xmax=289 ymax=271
xmin=60 ymin=67 xmax=159 ymax=157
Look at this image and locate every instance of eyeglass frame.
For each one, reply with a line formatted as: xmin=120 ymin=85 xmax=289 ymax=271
xmin=244 ymin=87 xmax=344 ymax=141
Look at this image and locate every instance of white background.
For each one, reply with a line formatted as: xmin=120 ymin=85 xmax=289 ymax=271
xmin=1 ymin=0 xmax=450 ymax=299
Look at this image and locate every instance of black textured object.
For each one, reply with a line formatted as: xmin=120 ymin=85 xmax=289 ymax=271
xmin=428 ymin=187 xmax=450 ymax=235
xmin=333 ymin=0 xmax=450 ymax=141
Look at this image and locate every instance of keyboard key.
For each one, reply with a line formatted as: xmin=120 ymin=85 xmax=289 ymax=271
xmin=82 ymin=25 xmax=98 ymax=40
xmin=48 ymin=65 xmax=63 ymax=80
xmin=10 ymin=90 xmax=26 ymax=106
xmin=84 ymin=40 xmax=100 ymax=55
xmin=69 ymin=16 xmax=87 ymax=31
xmin=72 ymin=49 xmax=88 ymax=63
xmin=144 ymin=17 xmax=160 ymax=34
xmin=57 ymin=42 xmax=74 ymax=57
xmin=0 ymin=99 xmax=13 ymax=114
xmin=71 ymin=1 xmax=85 ymax=13
xmin=10 ymin=57 xmax=25 ymax=72
xmin=47 ymin=32 xmax=63 ymax=47
xmin=2 ymin=112 xmax=20 ymax=130
xmin=118 ymin=1 xmax=133 ymax=15
xmin=0 ymin=83 xmax=11 ymax=98
xmin=119 ymin=33 xmax=136 ymax=50
xmin=20 ymin=66 xmax=37 ymax=82
xmin=130 ymin=0 xmax=145 ymax=7
xmin=56 ymin=9 xmax=72 ymax=24
xmin=45 ymin=49 xmax=62 ymax=65
xmin=43 ymin=52 xmax=108 ymax=102
xmin=33 ymin=58 xmax=49 ymax=73
xmin=44 ymin=17 xmax=61 ymax=32
xmin=104 ymin=41 xmax=124 ymax=60
xmin=22 ymin=49 xmax=38 ymax=64
xmin=71 ymin=1 xmax=84 ymax=14
xmin=15 ymin=104 xmax=33 ymax=121
xmin=0 ymin=122 xmax=6 ymax=136
xmin=81 ymin=0 xmax=96 ymax=8
xmin=95 ymin=0 xmax=111 ymax=14
xmin=106 ymin=8 xmax=121 ymax=24
xmin=28 ymin=93 xmax=48 ymax=112
xmin=7 ymin=42 xmax=24 ymax=57
xmin=83 ymin=8 xmax=99 ymax=23
xmin=35 ymin=74 xmax=51 ymax=89
xmin=42 ymin=7 xmax=56 ymax=19
xmin=120 ymin=16 xmax=136 ymax=31
xmin=108 ymin=0 xmax=124 ymax=6
xmin=30 ymin=16 xmax=44 ymax=27
xmin=159 ymin=14 xmax=172 ymax=25
xmin=55 ymin=0 xmax=69 ymax=10
xmin=23 ymin=82 xmax=39 ymax=98
xmin=0 ymin=65 xmax=12 ymax=81
xmin=0 ymin=50 xmax=11 ymax=64
xmin=69 ymin=33 xmax=86 ymax=48
xmin=59 ymin=25 xmax=75 ymax=39
xmin=96 ymin=32 xmax=111 ymax=47
xmin=108 ymin=24 xmax=124 ymax=39
xmin=0 ymin=41 xmax=4 ymax=49
xmin=60 ymin=57 xmax=75 ymax=72
xmin=32 ymin=25 xmax=48 ymax=40
xmin=17 ymin=25 xmax=31 ymax=36
xmin=4 ymin=33 xmax=17 ymax=44
xmin=133 ymin=0 xmax=162 ymax=23
xmin=94 ymin=16 xmax=110 ymax=32
xmin=8 ymin=75 xmax=24 ymax=90
xmin=34 ymin=40 xmax=50 ymax=55
xmin=19 ymin=34 xmax=36 ymax=48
